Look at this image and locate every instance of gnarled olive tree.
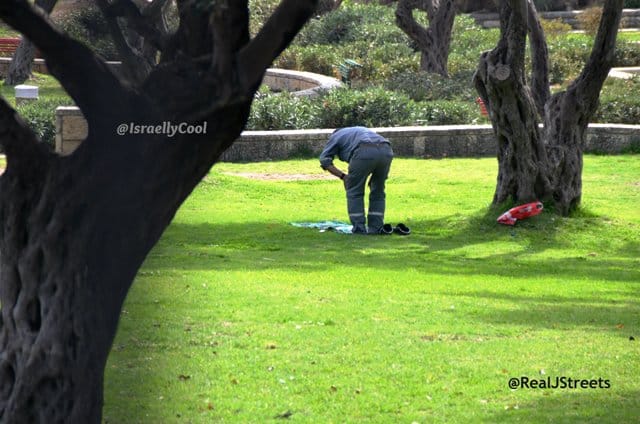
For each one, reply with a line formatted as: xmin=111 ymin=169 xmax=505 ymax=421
xmin=395 ymin=0 xmax=457 ymax=77
xmin=0 ymin=0 xmax=318 ymax=422
xmin=474 ymin=0 xmax=623 ymax=214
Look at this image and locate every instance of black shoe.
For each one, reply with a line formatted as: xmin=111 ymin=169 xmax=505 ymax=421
xmin=352 ymin=226 xmax=368 ymax=235
xmin=378 ymin=224 xmax=393 ymax=235
xmin=394 ymin=223 xmax=411 ymax=235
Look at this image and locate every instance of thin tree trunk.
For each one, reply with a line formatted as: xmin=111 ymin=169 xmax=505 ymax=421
xmin=3 ymin=0 xmax=57 ymax=86
xmin=527 ymin=0 xmax=550 ymax=117
xmin=544 ymin=0 xmax=623 ymax=214
xmin=396 ymin=0 xmax=456 ymax=77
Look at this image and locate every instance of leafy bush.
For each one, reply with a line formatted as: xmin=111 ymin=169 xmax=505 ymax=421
xmin=247 ymin=90 xmax=320 ymax=130
xmin=57 ymin=7 xmax=118 ymax=60
xmin=623 ymin=0 xmax=640 ymax=8
xmin=613 ymin=41 xmax=640 ymax=68
xmin=384 ymin=70 xmax=477 ymax=102
xmin=594 ymin=76 xmax=640 ymax=124
xmin=296 ymin=4 xmax=403 ymax=46
xmin=275 ymin=45 xmax=342 ymax=77
xmin=547 ymin=36 xmax=592 ymax=83
xmin=17 ymin=96 xmax=75 ymax=148
xmin=540 ymin=18 xmax=573 ymax=37
xmin=451 ymin=15 xmax=499 ymax=60
xmin=315 ymin=87 xmax=417 ymax=128
xmin=296 ymin=7 xmax=366 ymax=45
xmin=246 ymin=86 xmax=480 ymax=131
xmin=413 ymin=100 xmax=479 ymax=126
xmin=576 ymin=7 xmax=603 ymax=36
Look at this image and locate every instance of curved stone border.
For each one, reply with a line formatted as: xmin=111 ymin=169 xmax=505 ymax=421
xmin=0 ymin=59 xmax=342 ymax=97
xmin=609 ymin=66 xmax=640 ymax=79
xmin=263 ymin=68 xmax=342 ymax=97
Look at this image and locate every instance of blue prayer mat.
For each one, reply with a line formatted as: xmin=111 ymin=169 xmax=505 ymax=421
xmin=290 ymin=221 xmax=353 ymax=234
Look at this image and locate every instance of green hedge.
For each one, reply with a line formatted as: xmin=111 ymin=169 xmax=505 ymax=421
xmin=383 ymin=70 xmax=477 ymax=102
xmin=595 ymin=77 xmax=640 ymax=124
xmin=247 ymin=86 xmax=483 ymax=130
xmin=16 ymin=96 xmax=75 ymax=149
xmin=247 ymin=89 xmax=320 ymax=130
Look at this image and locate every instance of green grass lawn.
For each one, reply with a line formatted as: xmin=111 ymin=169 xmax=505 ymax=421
xmin=618 ymin=31 xmax=640 ymax=43
xmin=0 ymin=25 xmax=18 ymax=39
xmin=103 ymin=156 xmax=639 ymax=423
xmin=0 ymin=73 xmax=70 ymax=107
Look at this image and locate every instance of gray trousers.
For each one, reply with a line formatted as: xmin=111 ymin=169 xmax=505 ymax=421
xmin=346 ymin=143 xmax=393 ymax=233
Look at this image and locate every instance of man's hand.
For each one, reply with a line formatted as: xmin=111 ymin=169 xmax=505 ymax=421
xmin=323 ymin=164 xmax=347 ymax=182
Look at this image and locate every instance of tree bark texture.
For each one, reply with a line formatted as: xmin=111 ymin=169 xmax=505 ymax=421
xmin=3 ymin=0 xmax=58 ymax=86
xmin=0 ymin=0 xmax=318 ymax=422
xmin=395 ymin=0 xmax=456 ymax=77
xmin=474 ymin=0 xmax=623 ymax=214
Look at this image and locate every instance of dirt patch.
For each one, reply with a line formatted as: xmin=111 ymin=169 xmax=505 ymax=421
xmin=223 ymin=172 xmax=333 ymax=181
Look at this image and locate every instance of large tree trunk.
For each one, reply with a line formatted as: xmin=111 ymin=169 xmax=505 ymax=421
xmin=474 ymin=0 xmax=623 ymax=214
xmin=473 ymin=0 xmax=551 ymax=204
xmin=395 ymin=0 xmax=456 ymax=77
xmin=3 ymin=0 xmax=57 ymax=86
xmin=0 ymin=0 xmax=318 ymax=422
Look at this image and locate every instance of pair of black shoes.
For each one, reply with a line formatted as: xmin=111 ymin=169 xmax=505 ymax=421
xmin=379 ymin=223 xmax=411 ymax=235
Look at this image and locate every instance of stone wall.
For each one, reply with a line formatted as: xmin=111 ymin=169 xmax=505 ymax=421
xmin=0 ymin=58 xmax=48 ymax=78
xmin=55 ymin=106 xmax=640 ymax=160
xmin=0 ymin=58 xmax=122 ymax=78
xmin=472 ymin=8 xmax=640 ymax=29
xmin=55 ymin=106 xmax=86 ymax=154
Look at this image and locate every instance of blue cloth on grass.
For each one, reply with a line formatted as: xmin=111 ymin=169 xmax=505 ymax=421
xmin=291 ymin=221 xmax=353 ymax=234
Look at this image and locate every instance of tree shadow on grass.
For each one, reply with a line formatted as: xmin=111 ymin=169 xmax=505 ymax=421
xmin=482 ymin=390 xmax=640 ymax=423
xmin=142 ymin=206 xmax=640 ymax=286
xmin=447 ymin=289 xmax=639 ymax=338
xmin=110 ymin=208 xmax=639 ymax=422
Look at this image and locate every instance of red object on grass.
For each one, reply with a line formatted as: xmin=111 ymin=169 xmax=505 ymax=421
xmin=476 ymin=97 xmax=488 ymax=116
xmin=497 ymin=201 xmax=544 ymax=226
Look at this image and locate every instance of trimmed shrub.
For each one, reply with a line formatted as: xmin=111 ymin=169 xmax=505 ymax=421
xmin=296 ymin=4 xmax=402 ymax=46
xmin=384 ymin=70 xmax=477 ymax=102
xmin=614 ymin=41 xmax=640 ymax=68
xmin=594 ymin=77 xmax=640 ymax=124
xmin=315 ymin=87 xmax=416 ymax=128
xmin=547 ymin=36 xmax=592 ymax=83
xmin=540 ymin=18 xmax=573 ymax=37
xmin=296 ymin=7 xmax=365 ymax=45
xmin=412 ymin=100 xmax=480 ymax=126
xmin=247 ymin=90 xmax=321 ymax=130
xmin=275 ymin=45 xmax=341 ymax=77
xmin=17 ymin=96 xmax=75 ymax=149
xmin=576 ymin=7 xmax=603 ymax=36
